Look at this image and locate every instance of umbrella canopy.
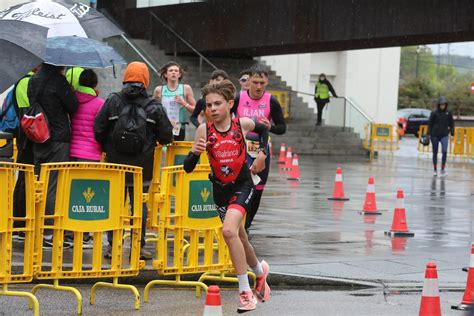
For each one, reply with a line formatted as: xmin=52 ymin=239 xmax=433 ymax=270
xmin=46 ymin=36 xmax=126 ymax=68
xmin=0 ymin=0 xmax=123 ymax=40
xmin=0 ymin=20 xmax=47 ymax=92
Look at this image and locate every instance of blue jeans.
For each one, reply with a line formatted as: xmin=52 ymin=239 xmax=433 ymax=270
xmin=107 ymin=185 xmax=148 ymax=248
xmin=431 ymin=136 xmax=449 ymax=169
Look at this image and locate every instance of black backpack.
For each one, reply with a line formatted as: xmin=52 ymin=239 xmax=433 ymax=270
xmin=110 ymin=93 xmax=155 ymax=155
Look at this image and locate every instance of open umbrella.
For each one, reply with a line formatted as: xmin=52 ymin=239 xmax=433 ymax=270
xmin=0 ymin=0 xmax=122 ymax=40
xmin=46 ymin=36 xmax=126 ymax=68
xmin=0 ymin=20 xmax=47 ymax=92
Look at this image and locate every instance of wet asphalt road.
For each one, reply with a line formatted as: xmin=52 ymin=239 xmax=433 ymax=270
xmin=0 ymin=285 xmax=470 ymax=315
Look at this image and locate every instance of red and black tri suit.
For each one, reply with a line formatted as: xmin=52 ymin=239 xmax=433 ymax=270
xmin=206 ymin=118 xmax=254 ymax=221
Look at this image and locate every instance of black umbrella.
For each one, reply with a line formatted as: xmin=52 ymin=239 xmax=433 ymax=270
xmin=0 ymin=0 xmax=123 ymax=40
xmin=0 ymin=20 xmax=48 ymax=92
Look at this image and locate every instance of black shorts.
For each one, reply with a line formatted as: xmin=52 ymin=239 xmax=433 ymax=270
xmin=212 ymin=179 xmax=255 ymax=222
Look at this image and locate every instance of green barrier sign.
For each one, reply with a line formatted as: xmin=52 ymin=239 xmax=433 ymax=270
xmin=188 ymin=180 xmax=217 ymax=219
xmin=376 ymin=127 xmax=390 ymax=137
xmin=69 ymin=179 xmax=110 ymax=221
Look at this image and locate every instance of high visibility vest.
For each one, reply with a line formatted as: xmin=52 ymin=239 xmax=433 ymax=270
xmin=315 ymin=82 xmax=330 ymax=100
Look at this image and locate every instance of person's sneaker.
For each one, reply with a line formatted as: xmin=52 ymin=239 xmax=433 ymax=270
xmin=140 ymin=248 xmax=153 ymax=260
xmin=43 ymin=237 xmax=72 ymax=250
xmin=237 ymin=290 xmax=257 ymax=314
xmin=82 ymin=234 xmax=94 ymax=249
xmin=104 ymin=245 xmax=112 ymax=259
xmin=433 ymin=170 xmax=438 ymax=177
xmin=440 ymin=169 xmax=447 ymax=177
xmin=12 ymin=231 xmax=26 ymax=240
xmin=255 ymin=260 xmax=271 ymax=302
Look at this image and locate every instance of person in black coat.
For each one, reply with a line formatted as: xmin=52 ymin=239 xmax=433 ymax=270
xmin=314 ymin=73 xmax=338 ymax=126
xmin=427 ymin=96 xmax=454 ymax=177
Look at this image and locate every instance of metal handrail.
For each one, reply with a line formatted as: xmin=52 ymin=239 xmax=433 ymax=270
xmin=120 ymin=34 xmax=160 ymax=76
xmin=267 ymin=86 xmax=375 ymax=124
xmin=149 ymin=11 xmax=218 ymax=75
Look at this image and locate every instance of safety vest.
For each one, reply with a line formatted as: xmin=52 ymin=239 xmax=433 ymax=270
xmin=15 ymin=72 xmax=34 ymax=109
xmin=315 ymin=82 xmax=330 ymax=100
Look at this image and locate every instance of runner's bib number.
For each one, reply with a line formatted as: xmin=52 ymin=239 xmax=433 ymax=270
xmin=246 ymin=140 xmax=260 ymax=158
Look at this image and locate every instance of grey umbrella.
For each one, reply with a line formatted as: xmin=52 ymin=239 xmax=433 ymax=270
xmin=0 ymin=20 xmax=48 ymax=92
xmin=45 ymin=36 xmax=126 ymax=68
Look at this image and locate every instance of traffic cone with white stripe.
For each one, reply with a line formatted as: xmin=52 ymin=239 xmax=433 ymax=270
xmin=419 ymin=262 xmax=441 ymax=316
xmin=203 ymin=285 xmax=222 ymax=316
xmin=283 ymin=147 xmax=293 ymax=170
xmin=452 ymin=243 xmax=474 ymax=311
xmin=384 ymin=189 xmax=414 ymax=237
xmin=328 ymin=167 xmax=349 ymax=201
xmin=277 ymin=143 xmax=286 ymax=164
xmin=287 ymin=154 xmax=301 ymax=181
xmin=360 ymin=177 xmax=383 ymax=215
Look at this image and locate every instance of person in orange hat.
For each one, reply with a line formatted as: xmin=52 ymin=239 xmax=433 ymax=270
xmin=94 ymin=61 xmax=173 ymax=260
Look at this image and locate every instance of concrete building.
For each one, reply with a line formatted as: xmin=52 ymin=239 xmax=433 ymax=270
xmin=260 ymin=48 xmax=401 ymax=125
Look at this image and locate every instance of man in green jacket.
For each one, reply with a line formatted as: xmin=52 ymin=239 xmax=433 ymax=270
xmin=314 ymin=73 xmax=338 ymax=126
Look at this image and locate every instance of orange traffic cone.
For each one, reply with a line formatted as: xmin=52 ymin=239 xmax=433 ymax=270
xmin=360 ymin=177 xmax=383 ymax=215
xmin=278 ymin=143 xmax=286 ymax=164
xmin=452 ymin=243 xmax=474 ymax=311
xmin=384 ymin=189 xmax=414 ymax=237
xmin=287 ymin=154 xmax=301 ymax=181
xmin=328 ymin=167 xmax=349 ymax=201
xmin=203 ymin=285 xmax=222 ymax=316
xmin=419 ymin=262 xmax=441 ymax=316
xmin=283 ymin=146 xmax=293 ymax=170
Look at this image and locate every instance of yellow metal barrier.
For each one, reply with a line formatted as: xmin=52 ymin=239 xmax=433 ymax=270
xmin=0 ymin=162 xmax=39 ymax=315
xmin=466 ymin=128 xmax=474 ymax=158
xmin=367 ymin=124 xmax=398 ymax=160
xmin=32 ymin=162 xmax=145 ymax=314
xmin=144 ymin=165 xmax=236 ymax=302
xmin=450 ymin=127 xmax=466 ymax=159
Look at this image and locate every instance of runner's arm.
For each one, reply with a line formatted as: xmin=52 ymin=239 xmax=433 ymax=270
xmin=153 ymin=86 xmax=162 ymax=102
xmin=184 ymin=84 xmax=196 ymax=112
xmin=184 ymin=123 xmax=206 ymax=173
xmin=269 ymin=96 xmax=286 ymax=135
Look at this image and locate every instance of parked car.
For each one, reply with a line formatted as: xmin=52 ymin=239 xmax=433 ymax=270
xmin=397 ymin=108 xmax=431 ymax=137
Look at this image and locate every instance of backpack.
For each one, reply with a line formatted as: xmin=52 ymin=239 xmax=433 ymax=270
xmin=110 ymin=93 xmax=155 ymax=155
xmin=19 ymin=77 xmax=50 ymax=143
xmin=0 ymin=89 xmax=19 ymax=133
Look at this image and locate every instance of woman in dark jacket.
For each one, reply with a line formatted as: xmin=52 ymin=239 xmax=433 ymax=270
xmin=428 ymin=96 xmax=454 ymax=177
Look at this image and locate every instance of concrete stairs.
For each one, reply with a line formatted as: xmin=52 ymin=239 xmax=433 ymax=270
xmin=106 ymin=37 xmax=366 ymax=156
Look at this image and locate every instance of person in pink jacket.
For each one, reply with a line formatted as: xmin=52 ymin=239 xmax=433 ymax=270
xmin=70 ymin=69 xmax=104 ymax=162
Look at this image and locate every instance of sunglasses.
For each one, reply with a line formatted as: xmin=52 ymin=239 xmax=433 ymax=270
xmin=239 ymin=78 xmax=248 ymax=82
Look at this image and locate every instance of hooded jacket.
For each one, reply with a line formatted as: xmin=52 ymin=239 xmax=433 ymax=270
xmin=428 ymin=97 xmax=455 ymax=137
xmin=70 ymin=88 xmax=104 ymax=161
xmin=27 ymin=63 xmax=79 ymax=143
xmin=94 ymin=62 xmax=173 ymax=183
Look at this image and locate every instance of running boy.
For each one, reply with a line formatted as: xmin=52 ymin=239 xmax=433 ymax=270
xmin=184 ymin=80 xmax=270 ymax=313
xmin=233 ymin=66 xmax=286 ymax=231
xmin=154 ymin=61 xmax=196 ymax=140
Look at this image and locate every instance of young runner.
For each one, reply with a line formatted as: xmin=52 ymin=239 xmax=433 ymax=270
xmin=233 ymin=66 xmax=286 ymax=231
xmin=184 ymin=80 xmax=270 ymax=313
xmin=154 ymin=61 xmax=196 ymax=140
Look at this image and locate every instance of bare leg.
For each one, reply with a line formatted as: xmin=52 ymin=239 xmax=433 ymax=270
xmin=222 ymin=209 xmax=248 ymax=275
xmin=238 ymin=222 xmax=258 ymax=268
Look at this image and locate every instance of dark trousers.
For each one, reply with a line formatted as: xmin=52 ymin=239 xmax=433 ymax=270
xmin=107 ymin=185 xmax=148 ymax=248
xmin=13 ymin=138 xmax=34 ymax=228
xmin=33 ymin=142 xmax=70 ymax=236
xmin=173 ymin=126 xmax=186 ymax=141
xmin=316 ymin=99 xmax=329 ymax=124
xmin=431 ymin=136 xmax=449 ymax=169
